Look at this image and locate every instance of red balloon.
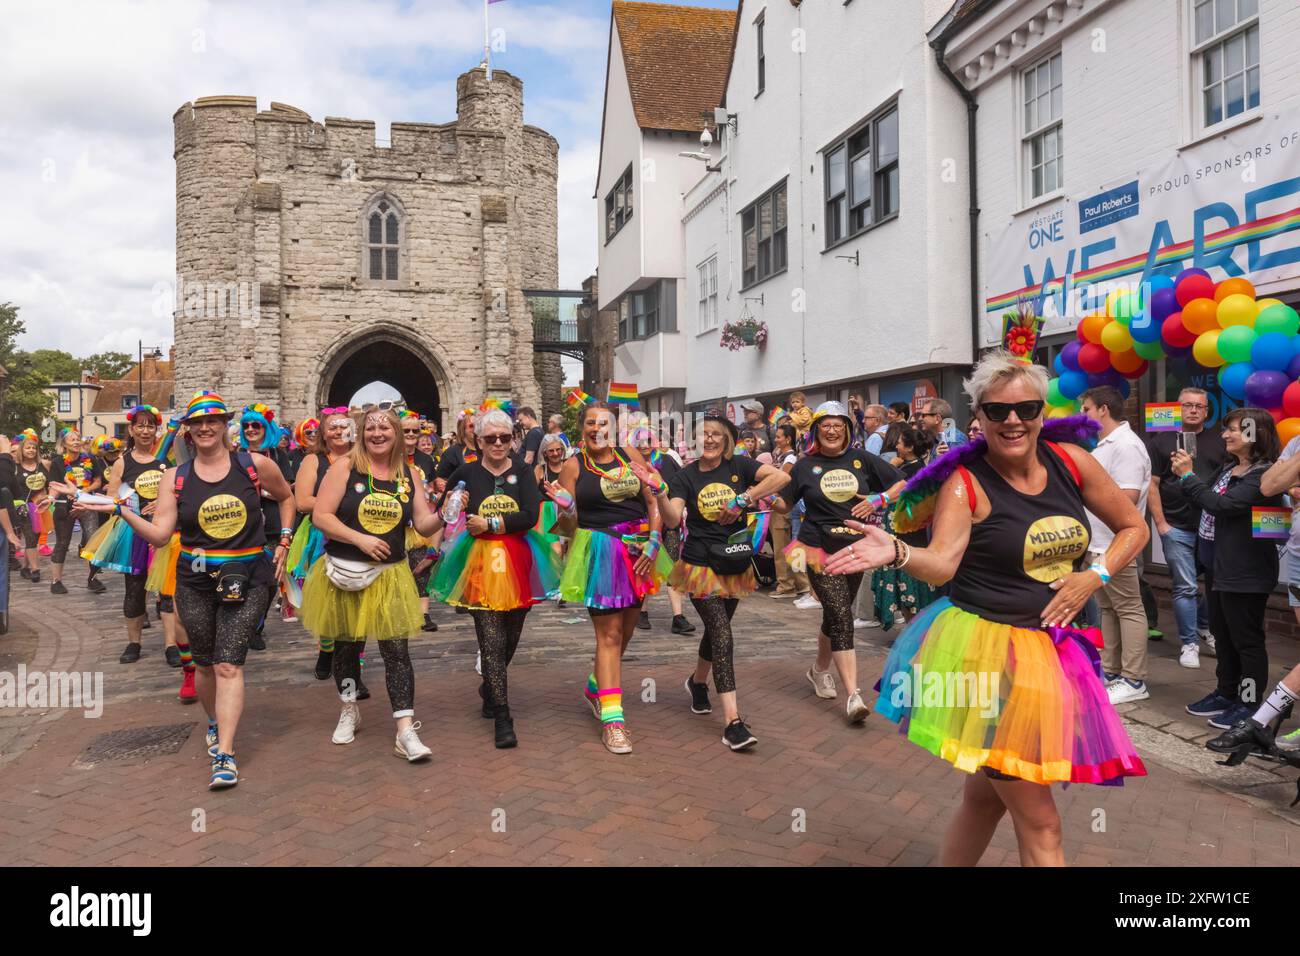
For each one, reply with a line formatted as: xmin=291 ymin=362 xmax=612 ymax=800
xmin=1270 ymin=407 xmax=1286 ymax=424
xmin=1076 ymin=322 xmax=1090 ymax=343
xmin=1077 ymin=342 xmax=1112 ymax=374
xmin=1285 ymin=381 xmax=1300 ymax=419
xmin=1119 ymin=359 xmax=1150 ymax=381
xmin=1162 ymin=312 xmax=1197 ymax=347
xmin=1176 ymin=274 xmax=1216 ymax=307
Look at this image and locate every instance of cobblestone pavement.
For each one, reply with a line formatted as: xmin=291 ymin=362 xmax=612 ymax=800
xmin=1 ymin=554 xmax=1297 ymax=866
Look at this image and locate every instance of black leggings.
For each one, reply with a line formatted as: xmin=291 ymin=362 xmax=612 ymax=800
xmin=408 ymin=546 xmax=433 ymax=594
xmin=691 ymin=597 xmax=740 ymax=693
xmin=472 ymin=608 xmax=528 ymax=707
xmin=50 ymin=500 xmax=74 ymax=563
xmin=174 ymin=580 xmax=271 ymax=667
xmin=333 ymin=639 xmax=415 ymax=714
xmin=808 ymin=570 xmax=864 ymax=652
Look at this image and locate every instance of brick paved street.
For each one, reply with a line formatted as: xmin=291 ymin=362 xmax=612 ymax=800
xmin=2 ymin=552 xmax=1299 ymax=866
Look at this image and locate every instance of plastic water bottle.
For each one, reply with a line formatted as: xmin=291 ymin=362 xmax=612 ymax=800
xmin=442 ymin=481 xmax=466 ymax=523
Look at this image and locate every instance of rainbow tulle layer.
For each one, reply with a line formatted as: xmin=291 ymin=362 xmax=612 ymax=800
xmin=24 ymin=501 xmax=53 ymax=537
xmin=783 ymin=540 xmax=831 ymax=575
xmin=535 ymin=499 xmax=562 ymax=546
xmin=81 ymin=514 xmax=149 ymax=576
xmin=299 ymin=559 xmax=422 ymax=641
xmin=668 ymin=561 xmax=756 ymax=599
xmin=285 ymin=517 xmax=325 ymax=608
xmin=559 ymin=522 xmax=674 ymax=609
xmin=430 ymin=529 xmax=561 ymax=610
xmin=875 ymin=598 xmax=1147 ymax=786
xmin=145 ymin=532 xmax=180 ymax=597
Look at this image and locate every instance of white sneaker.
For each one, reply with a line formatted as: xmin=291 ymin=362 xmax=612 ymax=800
xmin=395 ymin=720 xmax=433 ymax=762
xmin=793 ymin=594 xmax=822 ymax=610
xmin=1201 ymin=632 xmax=1217 ymax=657
xmin=853 ymin=617 xmax=880 ymax=629
xmin=1107 ymin=679 xmax=1150 ymax=706
xmin=806 ymin=666 xmax=837 ymax=699
xmin=1179 ymin=644 xmax=1200 ymax=669
xmin=332 ymin=702 xmax=361 ymax=744
xmin=893 ymin=613 xmax=906 ymax=626
xmin=846 ymin=690 xmax=869 ymax=723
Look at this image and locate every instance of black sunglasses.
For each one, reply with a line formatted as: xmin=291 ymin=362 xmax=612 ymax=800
xmin=979 ymin=400 xmax=1045 ymax=423
xmin=480 ymin=434 xmax=512 ymax=445
xmin=242 ymin=422 xmax=263 ymax=430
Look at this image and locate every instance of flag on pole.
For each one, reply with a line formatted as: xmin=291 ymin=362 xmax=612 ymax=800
xmin=565 ymin=388 xmax=593 ymax=409
xmin=608 ymin=382 xmax=639 ymax=409
xmin=483 ymin=0 xmax=508 ymax=81
xmin=767 ymin=405 xmax=787 ymax=426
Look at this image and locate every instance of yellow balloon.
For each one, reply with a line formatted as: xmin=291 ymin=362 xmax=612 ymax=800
xmin=1100 ymin=320 xmax=1134 ymax=352
xmin=1257 ymin=298 xmax=1285 ymax=312
xmin=1216 ymin=292 xmax=1258 ymax=328
xmin=1045 ymin=404 xmax=1075 ymax=420
xmin=1104 ymin=288 xmax=1124 ymax=318
xmin=1192 ymin=329 xmax=1226 ymax=368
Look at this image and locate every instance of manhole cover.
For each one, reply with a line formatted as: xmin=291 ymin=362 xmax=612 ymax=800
xmin=74 ymin=723 xmax=194 ymax=768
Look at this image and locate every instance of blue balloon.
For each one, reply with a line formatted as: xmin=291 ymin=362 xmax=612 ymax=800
xmin=1053 ymin=353 xmax=1068 ymax=376
xmin=1058 ymin=369 xmax=1089 ymax=400
xmin=1251 ymin=331 xmax=1295 ymax=372
xmin=1218 ymin=361 xmax=1255 ymax=400
xmin=1129 ymin=308 xmax=1163 ymax=343
xmin=1145 ymin=274 xmax=1176 ymax=295
xmin=1112 ymin=377 xmax=1132 ymax=400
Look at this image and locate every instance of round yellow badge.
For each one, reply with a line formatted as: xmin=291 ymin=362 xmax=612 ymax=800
xmin=357 ymin=493 xmax=403 ymax=535
xmin=198 ymin=494 xmax=248 ymax=540
xmin=696 ymin=482 xmax=736 ymax=522
xmin=818 ymin=469 xmax=858 ymax=503
xmin=134 ymin=469 xmax=163 ymax=501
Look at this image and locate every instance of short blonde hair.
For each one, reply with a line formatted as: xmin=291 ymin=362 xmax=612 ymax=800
xmin=963 ymin=350 xmax=1049 ymax=411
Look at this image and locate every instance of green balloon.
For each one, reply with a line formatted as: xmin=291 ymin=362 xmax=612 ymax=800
xmin=1113 ymin=292 xmax=1137 ymax=326
xmin=1217 ymin=323 xmax=1258 ymax=364
xmin=1047 ymin=379 xmax=1066 ymax=407
xmin=1255 ymin=303 xmax=1300 ymax=337
xmin=1132 ymin=338 xmax=1165 ymax=360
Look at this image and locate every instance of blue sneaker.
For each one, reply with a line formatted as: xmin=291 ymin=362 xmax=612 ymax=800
xmin=1186 ymin=691 xmax=1234 ymax=718
xmin=205 ymin=721 xmax=219 ymax=758
xmin=1209 ymin=702 xmax=1255 ymax=731
xmin=209 ymin=753 xmax=238 ymax=790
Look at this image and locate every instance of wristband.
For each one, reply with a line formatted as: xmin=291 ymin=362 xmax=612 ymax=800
xmin=732 ymin=492 xmax=752 ymax=510
xmin=1179 ymin=471 xmax=1195 ymax=482
xmin=880 ymin=491 xmax=891 ymax=508
xmin=281 ymin=527 xmax=294 ymax=536
xmin=551 ymin=488 xmax=575 ymax=511
xmin=1089 ymin=561 xmax=1111 ymax=585
xmin=114 ymin=502 xmax=123 ymax=517
xmin=649 ymin=477 xmax=669 ymax=497
xmin=642 ymin=530 xmax=662 ymax=560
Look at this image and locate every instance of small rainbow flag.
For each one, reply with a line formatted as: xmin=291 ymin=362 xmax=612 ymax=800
xmin=478 ymin=397 xmax=516 ymax=418
xmin=768 ymin=406 xmax=787 ymax=426
xmin=608 ymin=382 xmax=639 ymax=409
xmin=565 ymin=388 xmax=593 ymax=409
xmin=746 ymin=510 xmax=772 ymax=551
xmin=1144 ymin=403 xmax=1182 ymax=432
xmin=1252 ymin=506 xmax=1291 ymax=539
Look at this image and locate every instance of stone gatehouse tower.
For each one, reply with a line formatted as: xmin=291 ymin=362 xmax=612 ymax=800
xmin=172 ymin=67 xmax=560 ymax=430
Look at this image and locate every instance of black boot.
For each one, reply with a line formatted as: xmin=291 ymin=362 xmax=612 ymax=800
xmin=1207 ymin=718 xmax=1273 ymax=757
xmin=494 ymin=704 xmax=517 ymax=749
xmin=314 ymin=649 xmax=334 ymax=680
xmin=422 ymin=613 xmax=438 ymax=633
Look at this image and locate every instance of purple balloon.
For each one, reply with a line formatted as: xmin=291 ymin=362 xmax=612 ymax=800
xmin=1244 ymin=369 xmax=1290 ymax=408
xmin=1175 ymin=267 xmax=1212 ymax=285
xmin=1287 ymin=353 xmax=1300 ymax=381
xmin=1060 ymin=340 xmax=1083 ymax=371
xmin=1150 ymin=288 xmax=1179 ymax=322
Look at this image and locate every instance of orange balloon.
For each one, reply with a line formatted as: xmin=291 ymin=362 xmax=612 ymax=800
xmin=1080 ymin=313 xmax=1109 ymax=344
xmin=1110 ymin=348 xmax=1144 ymax=374
xmin=1181 ymin=297 xmax=1220 ymax=334
xmin=1214 ymin=276 xmax=1256 ymax=302
xmin=1278 ymin=417 xmax=1300 ymax=447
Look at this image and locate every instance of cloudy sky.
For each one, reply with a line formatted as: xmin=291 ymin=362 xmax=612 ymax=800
xmin=0 ymin=0 xmax=732 ymax=384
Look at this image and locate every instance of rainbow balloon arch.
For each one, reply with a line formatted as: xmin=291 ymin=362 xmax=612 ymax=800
xmin=1046 ymin=269 xmax=1300 ymax=445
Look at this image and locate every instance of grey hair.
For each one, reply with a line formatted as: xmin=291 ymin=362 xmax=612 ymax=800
xmin=962 ymin=350 xmax=1049 ymax=410
xmin=474 ymin=408 xmax=514 ymax=437
xmin=538 ymin=432 xmax=567 ymax=456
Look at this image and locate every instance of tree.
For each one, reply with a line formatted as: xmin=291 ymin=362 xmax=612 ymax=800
xmin=27 ymin=348 xmax=81 ymax=384
xmin=0 ymin=302 xmax=23 ymax=370
xmin=83 ymin=350 xmax=134 ymax=381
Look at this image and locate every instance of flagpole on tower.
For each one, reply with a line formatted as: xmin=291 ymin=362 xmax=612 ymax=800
xmin=483 ymin=0 xmax=492 ymax=81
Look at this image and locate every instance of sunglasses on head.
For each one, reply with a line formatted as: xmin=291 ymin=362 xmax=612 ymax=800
xmin=979 ymin=400 xmax=1045 ymax=423
xmin=480 ymin=434 xmax=512 ymax=446
xmin=362 ymin=401 xmax=403 ymax=412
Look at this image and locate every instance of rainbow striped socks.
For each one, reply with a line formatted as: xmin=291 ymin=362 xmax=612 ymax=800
xmin=598 ymin=688 xmax=624 ymax=725
xmin=584 ymin=672 xmax=600 ymax=710
xmin=319 ymin=637 xmax=334 ymax=654
xmin=177 ymin=642 xmax=194 ymax=674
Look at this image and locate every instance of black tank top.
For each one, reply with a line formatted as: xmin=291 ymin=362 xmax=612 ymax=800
xmin=18 ymin=463 xmax=49 ymax=501
xmin=121 ymin=453 xmax=165 ymax=504
xmin=949 ymin=443 xmax=1092 ymax=629
xmin=539 ymin=464 xmax=562 ymax=492
xmin=575 ymin=448 xmax=646 ymax=530
xmin=312 ymin=452 xmax=331 ymax=496
xmin=325 ymin=466 xmax=413 ymax=564
xmin=176 ymin=452 xmax=268 ymax=574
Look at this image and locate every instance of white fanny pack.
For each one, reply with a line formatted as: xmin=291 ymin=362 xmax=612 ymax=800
xmin=323 ymin=554 xmax=382 ymax=591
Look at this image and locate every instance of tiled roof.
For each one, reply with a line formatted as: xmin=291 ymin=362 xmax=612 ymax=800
xmin=90 ymin=360 xmax=174 ymax=414
xmin=612 ymin=1 xmax=737 ymax=133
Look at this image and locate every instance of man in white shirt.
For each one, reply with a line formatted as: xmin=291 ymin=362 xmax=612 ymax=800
xmin=1081 ymin=386 xmax=1153 ymax=705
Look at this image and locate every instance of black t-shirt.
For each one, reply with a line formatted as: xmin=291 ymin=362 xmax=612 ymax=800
xmin=410 ymin=451 xmax=435 ymax=486
xmin=574 ymin=448 xmax=647 ymax=530
xmin=780 ymin=449 xmax=903 ymax=553
xmin=1147 ymin=428 xmax=1228 ymax=532
xmin=648 ymin=450 xmax=680 ymax=484
xmin=522 ymin=427 xmax=543 ymax=463
xmin=448 ymin=459 xmax=541 ymax=535
xmin=668 ymin=454 xmax=763 ymax=565
xmin=18 ymin=463 xmax=51 ymax=501
xmin=436 ymin=443 xmax=479 ymax=482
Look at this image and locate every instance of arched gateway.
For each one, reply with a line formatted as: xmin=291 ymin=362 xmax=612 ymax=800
xmin=316 ymin=331 xmax=447 ymax=429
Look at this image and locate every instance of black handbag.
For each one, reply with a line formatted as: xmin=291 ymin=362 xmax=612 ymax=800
xmin=215 ymin=561 xmax=252 ymax=603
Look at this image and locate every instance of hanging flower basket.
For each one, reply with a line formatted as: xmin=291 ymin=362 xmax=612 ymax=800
xmin=720 ymin=318 xmax=768 ymax=352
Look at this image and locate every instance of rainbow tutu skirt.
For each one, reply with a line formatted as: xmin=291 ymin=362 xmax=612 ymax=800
xmin=558 ymin=520 xmax=675 ymax=610
xmin=145 ymin=532 xmax=180 ymax=597
xmin=668 ymin=561 xmax=756 ymax=600
xmin=285 ymin=518 xmax=325 ymax=608
xmin=534 ymin=499 xmax=563 ymax=547
xmin=875 ymin=598 xmax=1147 ymax=786
xmin=81 ymin=514 xmax=149 ymax=576
xmin=783 ymin=540 xmax=831 ymax=575
xmin=299 ymin=559 xmax=422 ymax=642
xmin=430 ymin=529 xmax=561 ymax=611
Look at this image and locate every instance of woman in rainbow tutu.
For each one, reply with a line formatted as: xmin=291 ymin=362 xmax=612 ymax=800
xmin=12 ymin=429 xmax=53 ymax=584
xmin=647 ymin=413 xmax=789 ymax=751
xmin=431 ymin=408 xmax=561 ymax=748
xmin=532 ymin=432 xmax=569 ymax=571
xmin=824 ymin=352 xmax=1149 ymax=866
xmin=549 ymin=401 xmax=674 ymax=755
xmin=287 ymin=408 xmax=355 ymax=679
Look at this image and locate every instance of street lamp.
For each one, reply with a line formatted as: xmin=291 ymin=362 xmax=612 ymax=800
xmin=138 ymin=341 xmax=164 ymax=410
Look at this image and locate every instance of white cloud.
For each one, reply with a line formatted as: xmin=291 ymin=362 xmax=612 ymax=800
xmin=0 ymin=0 xmax=608 ymax=365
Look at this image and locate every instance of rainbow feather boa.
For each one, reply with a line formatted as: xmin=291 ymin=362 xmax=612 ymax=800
xmin=890 ymin=415 xmax=1099 ymax=534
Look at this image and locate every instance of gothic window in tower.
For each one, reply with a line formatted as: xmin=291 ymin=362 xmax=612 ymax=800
xmin=364 ymin=198 xmax=402 ymax=281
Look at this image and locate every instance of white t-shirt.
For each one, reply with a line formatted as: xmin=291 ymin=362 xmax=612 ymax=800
xmin=1086 ymin=420 xmax=1151 ymax=553
xmin=1280 ymin=435 xmax=1300 ymax=560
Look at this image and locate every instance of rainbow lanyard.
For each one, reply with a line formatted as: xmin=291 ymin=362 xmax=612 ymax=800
xmin=582 ymin=447 xmax=630 ymax=483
